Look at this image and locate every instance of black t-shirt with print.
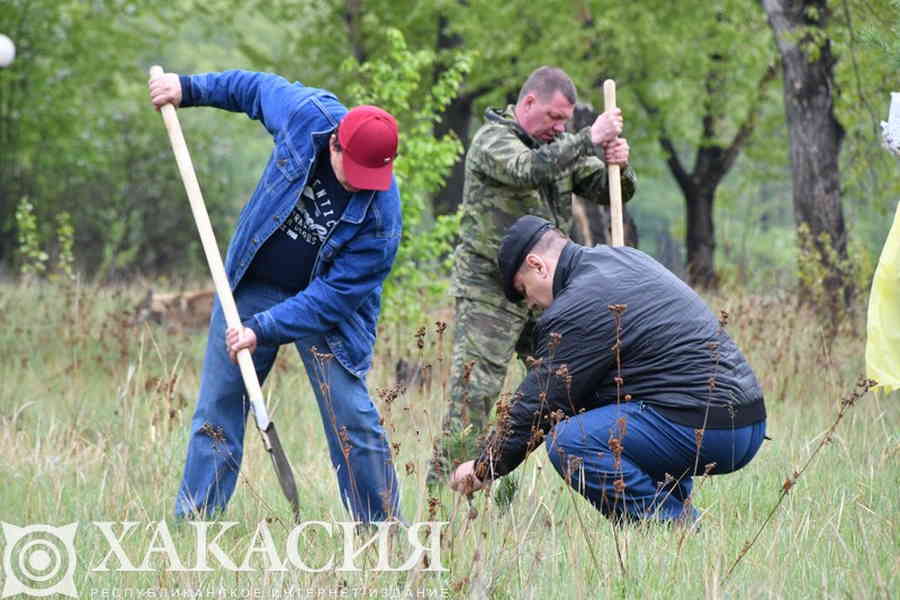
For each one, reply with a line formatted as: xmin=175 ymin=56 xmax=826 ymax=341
xmin=245 ymin=148 xmax=352 ymax=292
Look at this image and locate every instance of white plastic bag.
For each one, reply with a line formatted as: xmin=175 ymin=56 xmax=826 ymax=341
xmin=881 ymin=92 xmax=900 ymax=157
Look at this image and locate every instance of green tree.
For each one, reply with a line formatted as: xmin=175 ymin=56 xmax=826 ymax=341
xmin=0 ymin=1 xmax=250 ymax=278
xmin=548 ymin=0 xmax=775 ymax=288
xmin=341 ymin=28 xmax=472 ymax=319
xmin=832 ymin=0 xmax=900 ymax=270
xmin=246 ymin=0 xmax=783 ymax=287
xmin=760 ymin=0 xmax=900 ymax=312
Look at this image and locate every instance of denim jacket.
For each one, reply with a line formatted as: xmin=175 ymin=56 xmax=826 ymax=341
xmin=180 ymin=70 xmax=402 ymax=378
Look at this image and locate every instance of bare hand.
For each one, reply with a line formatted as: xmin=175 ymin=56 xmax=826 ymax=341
xmin=148 ymin=72 xmax=182 ymax=110
xmin=450 ymin=460 xmax=486 ymax=495
xmin=590 ymin=108 xmax=623 ymax=145
xmin=226 ymin=326 xmax=257 ymax=363
xmin=603 ymin=137 xmax=630 ymax=166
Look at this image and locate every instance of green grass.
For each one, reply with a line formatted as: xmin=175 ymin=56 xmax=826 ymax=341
xmin=0 ymin=280 xmax=896 ymax=599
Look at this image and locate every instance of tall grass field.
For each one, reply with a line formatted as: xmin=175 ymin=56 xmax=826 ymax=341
xmin=0 ymin=280 xmax=896 ymax=599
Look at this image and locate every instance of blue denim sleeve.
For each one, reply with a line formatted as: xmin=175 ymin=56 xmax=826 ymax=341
xmin=249 ymin=204 xmax=401 ymax=345
xmin=178 ymin=70 xmax=303 ymax=137
xmin=178 ymin=75 xmax=196 ymax=106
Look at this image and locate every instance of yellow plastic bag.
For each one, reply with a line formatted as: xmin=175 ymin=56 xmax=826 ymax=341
xmin=866 ymin=200 xmax=900 ymax=392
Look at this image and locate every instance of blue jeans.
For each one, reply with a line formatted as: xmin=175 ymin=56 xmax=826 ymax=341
xmin=175 ymin=280 xmax=400 ymax=522
xmin=546 ymin=402 xmax=765 ymax=523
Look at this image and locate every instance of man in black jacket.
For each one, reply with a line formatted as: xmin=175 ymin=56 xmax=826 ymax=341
xmin=450 ymin=215 xmax=766 ymax=524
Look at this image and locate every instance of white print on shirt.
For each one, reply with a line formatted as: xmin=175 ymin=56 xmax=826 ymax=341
xmin=280 ymin=179 xmax=337 ymax=244
xmin=307 ymin=182 xmax=338 ymax=230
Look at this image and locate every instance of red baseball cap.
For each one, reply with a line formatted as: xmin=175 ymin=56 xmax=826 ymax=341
xmin=338 ymin=105 xmax=399 ymax=191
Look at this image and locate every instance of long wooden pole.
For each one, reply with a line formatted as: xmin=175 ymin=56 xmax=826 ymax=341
xmin=603 ymin=79 xmax=624 ymax=247
xmin=148 ymin=66 xmax=270 ymax=429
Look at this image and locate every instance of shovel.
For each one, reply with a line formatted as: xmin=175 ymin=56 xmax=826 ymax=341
xmin=149 ymin=65 xmax=301 ymax=522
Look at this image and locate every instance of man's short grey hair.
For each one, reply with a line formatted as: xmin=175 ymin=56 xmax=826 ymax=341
xmin=517 ymin=66 xmax=577 ymax=105
xmin=529 ymin=227 xmax=568 ymax=256
xmin=516 ymin=228 xmax=569 ymax=277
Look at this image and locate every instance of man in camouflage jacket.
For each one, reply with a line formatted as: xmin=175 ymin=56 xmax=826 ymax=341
xmin=430 ymin=66 xmax=637 ymax=481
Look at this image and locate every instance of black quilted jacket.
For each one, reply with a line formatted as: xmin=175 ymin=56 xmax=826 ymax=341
xmin=474 ymin=242 xmax=766 ymax=479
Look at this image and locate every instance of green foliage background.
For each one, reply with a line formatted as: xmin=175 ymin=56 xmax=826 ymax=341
xmin=340 ymin=29 xmax=471 ymax=321
xmin=1 ymin=0 xmax=898 ymax=308
xmin=0 ymin=4 xmax=897 ymax=596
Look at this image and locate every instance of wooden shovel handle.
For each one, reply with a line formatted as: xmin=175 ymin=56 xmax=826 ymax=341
xmin=603 ymin=79 xmax=624 ymax=247
xmin=149 ymin=65 xmax=270 ymax=430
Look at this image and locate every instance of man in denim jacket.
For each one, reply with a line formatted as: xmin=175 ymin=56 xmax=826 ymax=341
xmin=149 ymin=70 xmax=402 ymax=522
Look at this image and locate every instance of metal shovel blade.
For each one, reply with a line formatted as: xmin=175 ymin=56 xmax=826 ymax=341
xmin=263 ymin=422 xmax=301 ymax=523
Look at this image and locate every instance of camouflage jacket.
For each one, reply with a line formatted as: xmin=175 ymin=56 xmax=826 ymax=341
xmin=453 ymin=105 xmax=637 ymax=289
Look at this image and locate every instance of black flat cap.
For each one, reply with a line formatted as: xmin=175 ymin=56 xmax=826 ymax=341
xmin=498 ymin=215 xmax=553 ymax=302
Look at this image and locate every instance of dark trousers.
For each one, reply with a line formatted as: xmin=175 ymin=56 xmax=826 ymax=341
xmin=546 ymin=402 xmax=765 ymax=522
xmin=175 ymin=280 xmax=400 ymax=522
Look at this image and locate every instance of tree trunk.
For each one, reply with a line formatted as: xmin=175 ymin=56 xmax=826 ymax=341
xmin=685 ymin=183 xmax=717 ymax=288
xmin=571 ymin=196 xmax=639 ymax=248
xmin=431 ymin=13 xmax=476 ymax=216
xmin=762 ymin=0 xmax=852 ymax=308
xmin=343 ymin=0 xmax=366 ymax=63
xmin=433 ymin=94 xmax=473 ymax=216
xmin=641 ymin=57 xmax=778 ymax=289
